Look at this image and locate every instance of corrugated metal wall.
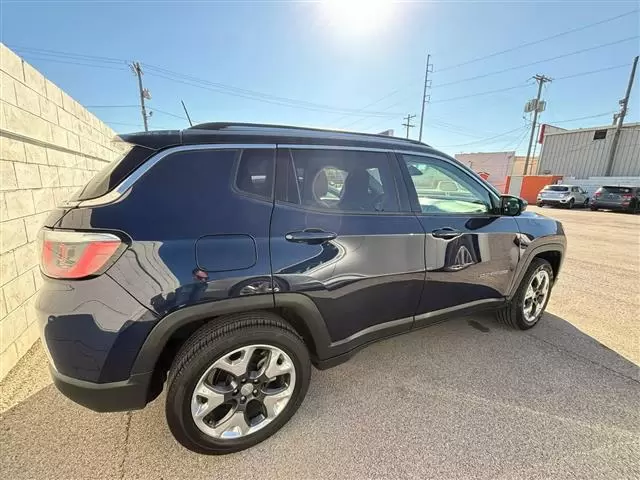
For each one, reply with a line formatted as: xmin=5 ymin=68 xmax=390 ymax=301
xmin=537 ymin=124 xmax=640 ymax=178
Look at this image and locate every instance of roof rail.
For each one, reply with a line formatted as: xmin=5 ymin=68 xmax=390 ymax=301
xmin=188 ymin=122 xmax=430 ymax=147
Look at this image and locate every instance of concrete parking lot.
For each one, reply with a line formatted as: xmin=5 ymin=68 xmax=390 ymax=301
xmin=1 ymin=207 xmax=639 ymax=479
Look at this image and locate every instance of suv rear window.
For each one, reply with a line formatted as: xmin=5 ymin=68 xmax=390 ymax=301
xmin=71 ymin=144 xmax=156 ymax=201
xmin=543 ymin=185 xmax=569 ymax=192
xmin=600 ymin=186 xmax=633 ymax=194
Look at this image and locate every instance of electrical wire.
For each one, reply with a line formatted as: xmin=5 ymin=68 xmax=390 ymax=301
xmin=436 ymin=9 xmax=639 ymax=72
xmin=434 ymin=36 xmax=639 ymax=89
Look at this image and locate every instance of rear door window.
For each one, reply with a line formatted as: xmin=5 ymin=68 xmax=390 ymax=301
xmin=234 ymin=149 xmax=275 ymax=200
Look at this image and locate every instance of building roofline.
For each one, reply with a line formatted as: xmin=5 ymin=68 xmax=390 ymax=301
xmin=544 ymin=122 xmax=640 ymax=135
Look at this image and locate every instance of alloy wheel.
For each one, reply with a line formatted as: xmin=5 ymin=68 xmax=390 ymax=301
xmin=522 ymin=270 xmax=550 ymax=323
xmin=190 ymin=344 xmax=296 ymax=439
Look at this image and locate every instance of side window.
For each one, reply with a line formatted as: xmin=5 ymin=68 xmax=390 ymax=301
xmin=235 ymin=149 xmax=275 ymax=200
xmin=282 ymin=149 xmax=399 ymax=213
xmin=402 ymin=154 xmax=494 ymax=215
xmin=571 ymin=187 xmax=579 ymax=193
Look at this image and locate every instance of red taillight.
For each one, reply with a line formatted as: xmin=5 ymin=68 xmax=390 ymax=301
xmin=40 ymin=230 xmax=123 ymax=279
xmin=622 ymin=194 xmax=632 ymax=199
xmin=594 ymin=192 xmax=601 ymax=197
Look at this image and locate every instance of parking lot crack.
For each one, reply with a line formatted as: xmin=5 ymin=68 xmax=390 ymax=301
xmin=118 ymin=411 xmax=132 ymax=480
xmin=528 ymin=334 xmax=639 ymax=385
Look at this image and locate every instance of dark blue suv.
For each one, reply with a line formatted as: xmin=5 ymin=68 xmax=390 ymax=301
xmin=37 ymin=123 xmax=565 ymax=454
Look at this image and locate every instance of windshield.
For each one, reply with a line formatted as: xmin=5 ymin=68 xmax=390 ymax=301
xmin=543 ymin=185 xmax=569 ymax=192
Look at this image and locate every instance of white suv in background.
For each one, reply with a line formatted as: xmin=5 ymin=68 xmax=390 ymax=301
xmin=537 ymin=185 xmax=589 ymax=209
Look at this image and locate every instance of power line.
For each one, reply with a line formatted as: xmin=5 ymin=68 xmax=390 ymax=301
xmin=10 ymin=44 xmax=403 ymax=117
xmin=434 ymin=36 xmax=639 ymax=89
xmin=436 ymin=9 xmax=639 ymax=72
xmin=15 ymin=54 xmax=129 ymax=71
xmin=402 ymin=114 xmax=416 ymax=139
xmin=544 ymin=112 xmax=616 ymax=124
xmin=436 ymin=126 xmax=527 ymax=148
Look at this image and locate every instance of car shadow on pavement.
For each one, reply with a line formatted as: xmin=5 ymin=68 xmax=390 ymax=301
xmin=1 ymin=313 xmax=639 ymax=480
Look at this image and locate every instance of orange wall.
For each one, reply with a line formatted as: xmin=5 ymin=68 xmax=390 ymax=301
xmin=519 ymin=175 xmax=564 ymax=203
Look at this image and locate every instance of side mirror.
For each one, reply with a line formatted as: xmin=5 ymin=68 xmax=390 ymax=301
xmin=500 ymin=195 xmax=525 ymax=216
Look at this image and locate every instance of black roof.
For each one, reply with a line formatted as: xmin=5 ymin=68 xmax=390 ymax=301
xmin=118 ymin=122 xmax=445 ymax=157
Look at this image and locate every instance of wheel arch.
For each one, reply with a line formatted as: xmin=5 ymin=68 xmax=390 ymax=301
xmin=507 ymin=243 xmax=565 ymax=300
xmin=130 ymin=293 xmax=332 ymax=402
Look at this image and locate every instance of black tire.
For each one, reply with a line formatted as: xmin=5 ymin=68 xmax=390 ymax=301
xmin=537 ymin=202 xmax=544 ymax=207
xmin=583 ymin=198 xmax=589 ymax=208
xmin=567 ymin=198 xmax=575 ymax=209
xmin=590 ymin=206 xmax=598 ymax=211
xmin=496 ymin=258 xmax=554 ymax=330
xmin=165 ymin=311 xmax=311 ymax=454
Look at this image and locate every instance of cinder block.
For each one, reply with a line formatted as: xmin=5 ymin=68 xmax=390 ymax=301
xmin=56 ymin=107 xmax=74 ymax=131
xmin=46 ymin=148 xmax=67 ymax=167
xmin=4 ymin=190 xmax=35 ymax=219
xmin=2 ymin=102 xmax=51 ymax=143
xmin=0 ymin=192 xmax=6 ymax=221
xmin=72 ymin=168 xmax=85 ymax=186
xmin=32 ymin=267 xmax=44 ymax=291
xmin=14 ymin=82 xmax=41 ymax=116
xmin=49 ymin=123 xmax=68 ymax=148
xmin=0 ymin=306 xmax=27 ymax=353
xmin=24 ymin=143 xmax=48 ymax=165
xmin=0 ymin=288 xmax=5 ymax=318
xmin=14 ymin=162 xmax=41 ymax=189
xmin=0 ymin=218 xmax=27 ymax=253
xmin=0 ymin=71 xmax=17 ymax=105
xmin=0 ymin=160 xmax=17 ymax=190
xmin=66 ymin=132 xmax=80 ymax=152
xmin=38 ymin=164 xmax=60 ymax=187
xmin=32 ymin=188 xmax=54 ymax=214
xmin=0 ymin=343 xmax=19 ymax=380
xmin=0 ymin=251 xmax=17 ymax=286
xmin=58 ymin=167 xmax=74 ymax=187
xmin=52 ymin=187 xmax=70 ymax=206
xmin=15 ymin=319 xmax=40 ymax=358
xmin=74 ymin=155 xmax=86 ymax=169
xmin=45 ymin=78 xmax=63 ymax=107
xmin=3 ymin=271 xmax=34 ymax=313
xmin=0 ymin=44 xmax=24 ymax=82
xmin=22 ymin=62 xmax=46 ymax=96
xmin=24 ymin=212 xmax=48 ymax=242
xmin=39 ymin=97 xmax=58 ymax=124
xmin=0 ymin=136 xmax=25 ymax=162
xmin=13 ymin=241 xmax=38 ymax=272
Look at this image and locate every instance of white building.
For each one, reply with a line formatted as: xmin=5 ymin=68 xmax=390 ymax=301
xmin=537 ymin=122 xmax=640 ymax=178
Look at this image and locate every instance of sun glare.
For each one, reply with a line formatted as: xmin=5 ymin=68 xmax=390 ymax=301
xmin=324 ymin=0 xmax=395 ymax=35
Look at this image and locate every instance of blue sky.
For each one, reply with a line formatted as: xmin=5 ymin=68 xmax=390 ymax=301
xmin=1 ymin=0 xmax=639 ymax=155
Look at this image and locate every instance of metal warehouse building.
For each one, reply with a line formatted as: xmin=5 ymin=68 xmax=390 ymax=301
xmin=537 ymin=122 xmax=640 ymax=178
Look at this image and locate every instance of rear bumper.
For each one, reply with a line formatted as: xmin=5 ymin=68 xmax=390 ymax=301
xmin=537 ymin=198 xmax=572 ymax=205
xmin=51 ymin=367 xmax=152 ymax=412
xmin=590 ymin=201 xmax=631 ymax=210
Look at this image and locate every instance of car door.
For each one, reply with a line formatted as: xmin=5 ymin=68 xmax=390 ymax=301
xmin=269 ymin=146 xmax=425 ymax=349
xmin=397 ymin=152 xmax=521 ymax=326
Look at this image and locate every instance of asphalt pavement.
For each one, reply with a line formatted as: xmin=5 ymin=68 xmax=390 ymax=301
xmin=1 ymin=207 xmax=639 ymax=479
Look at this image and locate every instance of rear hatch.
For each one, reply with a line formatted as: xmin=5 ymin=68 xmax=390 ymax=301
xmin=595 ymin=186 xmax=634 ymax=204
xmin=540 ymin=185 xmax=569 ymax=200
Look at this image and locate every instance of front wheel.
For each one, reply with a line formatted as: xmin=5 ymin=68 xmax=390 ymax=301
xmin=497 ymin=258 xmax=554 ymax=330
xmin=567 ymin=198 xmax=575 ymax=209
xmin=165 ymin=312 xmax=311 ymax=454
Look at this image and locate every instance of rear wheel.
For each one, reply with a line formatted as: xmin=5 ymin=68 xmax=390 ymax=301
xmin=497 ymin=258 xmax=553 ymax=330
xmin=165 ymin=312 xmax=311 ymax=454
xmin=583 ymin=198 xmax=589 ymax=207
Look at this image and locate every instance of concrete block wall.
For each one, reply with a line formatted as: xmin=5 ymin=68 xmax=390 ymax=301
xmin=0 ymin=44 xmax=124 ymax=379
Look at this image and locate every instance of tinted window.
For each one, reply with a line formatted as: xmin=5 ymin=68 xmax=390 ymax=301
xmin=602 ymin=186 xmax=633 ymax=194
xmin=402 ymin=154 xmax=493 ymax=214
xmin=235 ymin=149 xmax=275 ymax=200
xmin=281 ymin=149 xmax=399 ymax=213
xmin=593 ymin=130 xmax=607 ymax=140
xmin=72 ymin=144 xmax=155 ymax=200
xmin=544 ymin=185 xmax=569 ymax=192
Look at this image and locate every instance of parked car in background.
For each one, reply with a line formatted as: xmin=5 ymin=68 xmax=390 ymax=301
xmin=536 ymin=185 xmax=589 ymax=209
xmin=590 ymin=186 xmax=640 ymax=213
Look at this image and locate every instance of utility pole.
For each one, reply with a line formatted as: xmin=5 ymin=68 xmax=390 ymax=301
xmin=402 ymin=114 xmax=416 ymax=139
xmin=524 ymin=74 xmax=552 ymax=175
xmin=418 ymin=54 xmax=433 ymax=142
xmin=605 ymin=55 xmax=638 ymax=176
xmin=130 ymin=62 xmax=150 ymax=131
